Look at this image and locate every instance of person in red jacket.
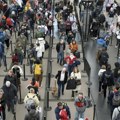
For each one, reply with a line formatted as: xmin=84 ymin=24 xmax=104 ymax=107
xmin=64 ymin=52 xmax=76 ymax=75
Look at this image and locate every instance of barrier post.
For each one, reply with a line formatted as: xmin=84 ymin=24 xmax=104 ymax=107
xmin=10 ymin=41 xmax=13 ymax=54
xmin=18 ymin=84 xmax=24 ymax=104
xmin=22 ymin=60 xmax=28 ymax=81
xmin=4 ymin=55 xmax=8 ymax=72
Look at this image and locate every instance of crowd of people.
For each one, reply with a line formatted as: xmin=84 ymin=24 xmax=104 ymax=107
xmin=0 ymin=0 xmax=120 ymax=119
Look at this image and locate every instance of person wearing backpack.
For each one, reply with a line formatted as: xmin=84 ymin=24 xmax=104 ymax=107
xmin=55 ymin=102 xmax=71 ymax=120
xmin=99 ymin=48 xmax=109 ymax=67
xmin=101 ymin=64 xmax=114 ymax=98
xmin=33 ymin=60 xmax=43 ymax=87
xmin=24 ymin=88 xmax=40 ymax=112
xmin=112 ymin=105 xmax=120 ymax=120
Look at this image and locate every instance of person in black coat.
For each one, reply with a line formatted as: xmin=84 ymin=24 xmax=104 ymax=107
xmin=55 ymin=68 xmax=68 ymax=99
xmin=56 ymin=40 xmax=66 ymax=65
xmin=0 ymin=89 xmax=6 ymax=120
xmin=101 ymin=64 xmax=114 ymax=98
xmin=2 ymin=81 xmax=17 ymax=114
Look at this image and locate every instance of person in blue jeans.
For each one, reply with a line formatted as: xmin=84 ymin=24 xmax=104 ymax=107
xmin=55 ymin=68 xmax=68 ymax=99
xmin=56 ymin=39 xmax=66 ymax=65
xmin=74 ymin=93 xmax=87 ymax=120
xmin=0 ymin=42 xmax=5 ymax=66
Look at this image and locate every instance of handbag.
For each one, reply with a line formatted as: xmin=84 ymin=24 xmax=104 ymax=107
xmin=76 ymin=79 xmax=81 ymax=85
xmin=66 ymin=78 xmax=77 ymax=90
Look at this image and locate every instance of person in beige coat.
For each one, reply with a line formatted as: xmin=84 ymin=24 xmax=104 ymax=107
xmin=24 ymin=88 xmax=40 ymax=111
xmin=70 ymin=67 xmax=81 ymax=98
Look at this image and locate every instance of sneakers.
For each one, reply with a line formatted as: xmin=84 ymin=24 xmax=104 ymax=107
xmin=115 ymin=45 xmax=118 ymax=48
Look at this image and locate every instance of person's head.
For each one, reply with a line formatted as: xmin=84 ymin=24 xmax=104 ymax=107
xmin=101 ymin=65 xmax=106 ymax=69
xmin=72 ymin=40 xmax=76 ymax=44
xmin=30 ymin=103 xmax=36 ymax=110
xmin=60 ymin=39 xmax=64 ymax=44
xmin=5 ymin=81 xmax=11 ymax=87
xmin=35 ymin=59 xmax=40 ymax=64
xmin=8 ymin=70 xmax=13 ymax=76
xmin=73 ymin=67 xmax=79 ymax=73
xmin=115 ymin=62 xmax=120 ymax=68
xmin=78 ymin=92 xmax=83 ymax=100
xmin=36 ymin=43 xmax=40 ymax=46
xmin=29 ymin=88 xmax=35 ymax=94
xmin=62 ymin=67 xmax=66 ymax=73
xmin=30 ymin=43 xmax=34 ymax=48
xmin=57 ymin=102 xmax=63 ymax=109
xmin=0 ymin=89 xmax=4 ymax=99
xmin=106 ymin=64 xmax=111 ymax=70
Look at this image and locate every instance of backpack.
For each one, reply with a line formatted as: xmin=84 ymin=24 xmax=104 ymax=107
xmin=100 ymin=53 xmax=108 ymax=64
xmin=48 ymin=20 xmax=52 ymax=26
xmin=34 ymin=64 xmax=42 ymax=75
xmin=25 ymin=95 xmax=36 ymax=110
xmin=39 ymin=26 xmax=45 ymax=35
xmin=12 ymin=54 xmax=18 ymax=63
xmin=112 ymin=93 xmax=120 ymax=106
xmin=59 ymin=109 xmax=68 ymax=119
xmin=104 ymin=72 xmax=111 ymax=85
xmin=116 ymin=108 xmax=120 ymax=120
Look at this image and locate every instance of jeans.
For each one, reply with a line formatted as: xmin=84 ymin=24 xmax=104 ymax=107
xmin=18 ymin=54 xmax=24 ymax=65
xmin=0 ymin=54 xmax=5 ymax=66
xmin=75 ymin=111 xmax=84 ymax=120
xmin=57 ymin=51 xmax=64 ymax=65
xmin=58 ymin=81 xmax=65 ymax=97
xmin=6 ymin=99 xmax=15 ymax=114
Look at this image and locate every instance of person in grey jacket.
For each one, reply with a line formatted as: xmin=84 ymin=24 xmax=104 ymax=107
xmin=24 ymin=103 xmax=40 ymax=120
xmin=74 ymin=92 xmax=87 ymax=120
xmin=112 ymin=106 xmax=120 ymax=120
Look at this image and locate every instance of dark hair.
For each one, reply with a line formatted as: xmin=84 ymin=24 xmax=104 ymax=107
xmin=57 ymin=102 xmax=63 ymax=106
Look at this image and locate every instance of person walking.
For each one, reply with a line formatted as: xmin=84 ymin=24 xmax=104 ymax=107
xmin=2 ymin=81 xmax=17 ymax=114
xmin=56 ymin=39 xmax=66 ymax=65
xmin=98 ymin=65 xmax=106 ymax=94
xmin=112 ymin=105 xmax=120 ymax=120
xmin=74 ymin=93 xmax=87 ymax=120
xmin=70 ymin=67 xmax=81 ymax=98
xmin=101 ymin=64 xmax=114 ymax=98
xmin=55 ymin=102 xmax=71 ymax=120
xmin=55 ymin=68 xmax=68 ymax=99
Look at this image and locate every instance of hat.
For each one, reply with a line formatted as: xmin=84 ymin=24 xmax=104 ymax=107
xmin=5 ymin=81 xmax=11 ymax=87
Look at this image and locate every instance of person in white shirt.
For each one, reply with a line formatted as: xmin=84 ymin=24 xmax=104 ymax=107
xmin=55 ymin=68 xmax=68 ymax=99
xmin=35 ymin=43 xmax=42 ymax=61
xmin=70 ymin=67 xmax=81 ymax=98
xmin=112 ymin=106 xmax=120 ymax=120
xmin=98 ymin=65 xmax=106 ymax=94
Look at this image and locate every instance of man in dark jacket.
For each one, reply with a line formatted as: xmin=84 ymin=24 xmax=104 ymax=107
xmin=55 ymin=102 xmax=71 ymax=120
xmin=2 ymin=81 xmax=17 ymax=114
xmin=56 ymin=39 xmax=66 ymax=65
xmin=3 ymin=70 xmax=18 ymax=89
xmin=101 ymin=64 xmax=114 ymax=98
xmin=55 ymin=68 xmax=68 ymax=99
